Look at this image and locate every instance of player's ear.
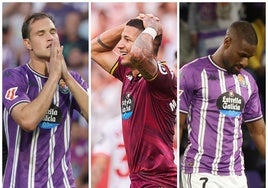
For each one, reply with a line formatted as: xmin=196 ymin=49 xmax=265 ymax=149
xmin=223 ymin=36 xmax=231 ymax=48
xmin=23 ymin=39 xmax=32 ymax=50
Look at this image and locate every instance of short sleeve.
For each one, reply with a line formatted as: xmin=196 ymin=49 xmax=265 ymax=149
xmin=3 ymin=68 xmax=30 ymax=113
xmin=243 ymin=79 xmax=263 ymax=122
xmin=179 ymin=65 xmax=194 ymax=114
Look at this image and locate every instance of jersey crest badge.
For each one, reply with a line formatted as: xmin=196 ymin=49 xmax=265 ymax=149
xmin=237 ymin=74 xmax=247 ymax=87
xmin=58 ymin=79 xmax=70 ymax=94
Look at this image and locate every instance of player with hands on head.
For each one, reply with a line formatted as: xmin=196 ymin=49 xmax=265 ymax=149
xmin=3 ymin=12 xmax=88 ymax=188
xmin=91 ymin=13 xmax=177 ymax=187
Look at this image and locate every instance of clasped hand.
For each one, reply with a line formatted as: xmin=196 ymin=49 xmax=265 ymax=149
xmin=48 ymin=39 xmax=68 ymax=80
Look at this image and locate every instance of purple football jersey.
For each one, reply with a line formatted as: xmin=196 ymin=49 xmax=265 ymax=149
xmin=3 ymin=64 xmax=88 ymax=188
xmin=111 ymin=58 xmax=177 ymax=187
xmin=179 ymin=56 xmax=263 ymax=175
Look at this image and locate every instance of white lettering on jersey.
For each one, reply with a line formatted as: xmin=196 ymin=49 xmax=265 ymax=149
xmin=169 ymin=99 xmax=177 ymax=112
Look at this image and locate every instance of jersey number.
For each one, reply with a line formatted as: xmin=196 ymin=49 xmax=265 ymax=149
xmin=200 ymin=177 xmax=208 ymax=188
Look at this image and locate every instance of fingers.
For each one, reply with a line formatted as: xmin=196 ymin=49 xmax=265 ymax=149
xmin=146 ymin=13 xmax=160 ymax=21
xmin=60 ymin=45 xmax=64 ymax=54
xmin=48 ymin=38 xmax=64 ymax=79
xmin=138 ymin=13 xmax=162 ymax=36
xmin=138 ymin=13 xmax=160 ymax=21
xmin=50 ymin=39 xmax=56 ymax=58
xmin=50 ymin=39 xmax=61 ymax=58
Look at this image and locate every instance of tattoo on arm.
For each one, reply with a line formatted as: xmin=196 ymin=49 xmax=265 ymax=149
xmin=97 ymin=36 xmax=114 ymax=50
xmin=131 ymin=34 xmax=157 ymax=80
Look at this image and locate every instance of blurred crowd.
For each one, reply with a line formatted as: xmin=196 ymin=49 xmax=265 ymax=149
xmin=3 ymin=2 xmax=88 ymax=82
xmin=179 ymin=2 xmax=265 ymax=188
xmin=91 ymin=2 xmax=177 ymax=188
xmin=2 ymin=2 xmax=89 ymax=188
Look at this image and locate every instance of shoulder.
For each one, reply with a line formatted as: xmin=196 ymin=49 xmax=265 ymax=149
xmin=181 ymin=56 xmax=210 ymax=69
xmin=69 ymin=70 xmax=88 ymax=89
xmin=69 ymin=70 xmax=86 ymax=81
xmin=240 ymin=69 xmax=258 ymax=85
xmin=180 ymin=56 xmax=208 ymax=73
xmin=3 ymin=65 xmax=28 ymax=78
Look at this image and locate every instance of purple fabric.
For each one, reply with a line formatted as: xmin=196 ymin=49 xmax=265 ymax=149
xmin=179 ymin=56 xmax=263 ymax=176
xmin=3 ymin=64 xmax=88 ymax=187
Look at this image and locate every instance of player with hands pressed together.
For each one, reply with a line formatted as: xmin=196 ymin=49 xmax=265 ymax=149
xmin=3 ymin=12 xmax=88 ymax=187
xmin=92 ymin=13 xmax=177 ymax=187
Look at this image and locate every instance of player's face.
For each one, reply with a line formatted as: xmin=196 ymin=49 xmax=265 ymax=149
xmin=222 ymin=38 xmax=256 ymax=74
xmin=24 ymin=17 xmax=59 ymax=61
xmin=117 ymin=25 xmax=142 ymax=67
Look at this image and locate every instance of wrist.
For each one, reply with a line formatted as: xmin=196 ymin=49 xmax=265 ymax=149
xmin=62 ymin=71 xmax=72 ymax=83
xmin=142 ymin=27 xmax=157 ymax=40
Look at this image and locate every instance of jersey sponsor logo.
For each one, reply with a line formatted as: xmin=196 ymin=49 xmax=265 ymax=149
xmin=216 ymin=91 xmax=245 ymax=117
xmin=121 ymin=93 xmax=134 ymax=120
xmin=58 ymin=79 xmax=70 ymax=94
xmin=5 ymin=87 xmax=18 ymax=100
xmin=39 ymin=104 xmax=62 ymax=129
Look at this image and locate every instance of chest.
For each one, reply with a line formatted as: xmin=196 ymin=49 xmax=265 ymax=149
xmin=192 ymin=71 xmax=252 ymax=109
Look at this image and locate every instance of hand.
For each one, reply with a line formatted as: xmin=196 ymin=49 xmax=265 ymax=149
xmin=47 ymin=39 xmax=63 ymax=80
xmin=138 ymin=13 xmax=162 ymax=36
xmin=60 ymin=45 xmax=71 ymax=81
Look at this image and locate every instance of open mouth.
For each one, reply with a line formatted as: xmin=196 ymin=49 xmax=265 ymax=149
xmin=120 ymin=51 xmax=127 ymax=56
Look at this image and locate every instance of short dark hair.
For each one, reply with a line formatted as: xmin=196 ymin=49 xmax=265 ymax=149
xmin=21 ymin=12 xmax=55 ymax=39
xmin=227 ymin=21 xmax=258 ymax=45
xmin=126 ymin=18 xmax=162 ymax=56
xmin=126 ymin=18 xmax=145 ymax=31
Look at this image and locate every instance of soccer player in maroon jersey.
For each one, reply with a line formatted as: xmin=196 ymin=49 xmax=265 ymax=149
xmin=3 ymin=13 xmax=88 ymax=187
xmin=91 ymin=13 xmax=177 ymax=187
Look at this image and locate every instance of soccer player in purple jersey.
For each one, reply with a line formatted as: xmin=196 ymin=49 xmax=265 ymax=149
xmin=91 ymin=13 xmax=177 ymax=187
xmin=179 ymin=21 xmax=265 ymax=188
xmin=2 ymin=13 xmax=88 ymax=188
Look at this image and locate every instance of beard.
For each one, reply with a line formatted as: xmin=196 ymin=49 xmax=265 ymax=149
xmin=226 ymin=65 xmax=242 ymax=75
xmin=223 ymin=59 xmax=242 ymax=75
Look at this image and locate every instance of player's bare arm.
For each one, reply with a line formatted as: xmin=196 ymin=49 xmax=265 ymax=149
xmin=246 ymin=118 xmax=266 ymax=158
xmin=58 ymin=43 xmax=88 ymax=121
xmin=91 ymin=24 xmax=125 ymax=72
xmin=130 ymin=14 xmax=162 ymax=80
xmin=11 ymin=39 xmax=62 ymax=132
xmin=62 ymin=71 xmax=89 ymax=121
